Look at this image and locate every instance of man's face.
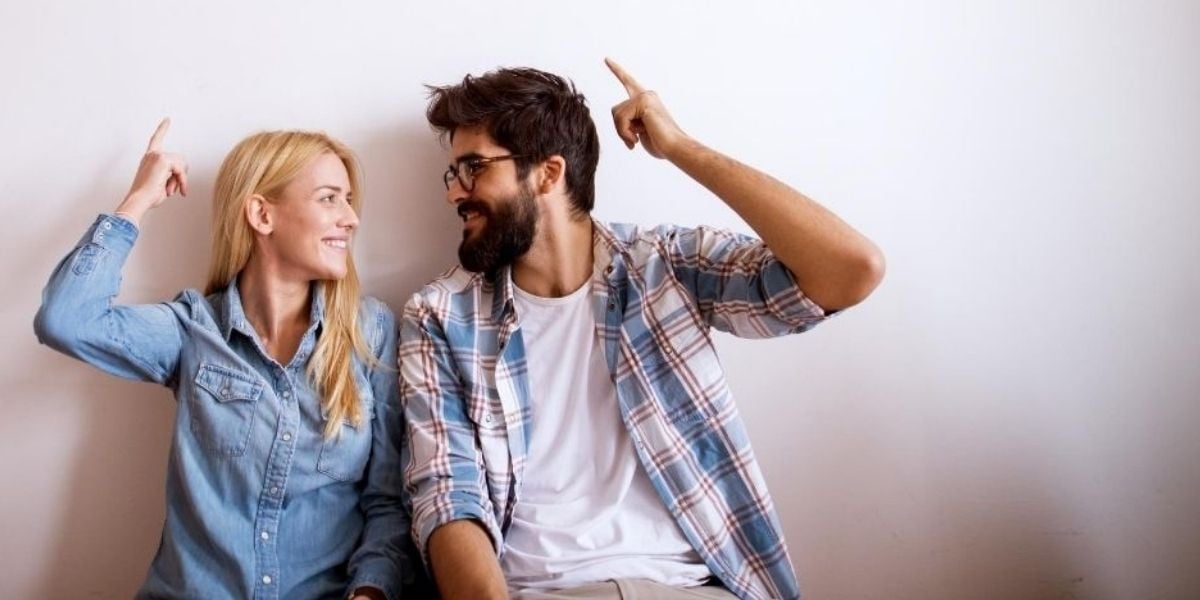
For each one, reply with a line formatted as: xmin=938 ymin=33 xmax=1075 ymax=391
xmin=446 ymin=126 xmax=538 ymax=273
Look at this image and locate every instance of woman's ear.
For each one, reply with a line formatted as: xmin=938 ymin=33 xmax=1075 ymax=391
xmin=245 ymin=194 xmax=274 ymax=235
xmin=537 ymin=155 xmax=567 ymax=195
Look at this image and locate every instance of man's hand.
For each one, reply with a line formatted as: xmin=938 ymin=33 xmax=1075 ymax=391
xmin=603 ymin=58 xmax=885 ymax=310
xmin=605 ymin=58 xmax=690 ymax=160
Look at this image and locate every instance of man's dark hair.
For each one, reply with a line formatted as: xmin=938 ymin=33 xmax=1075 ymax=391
xmin=426 ymin=67 xmax=600 ymax=215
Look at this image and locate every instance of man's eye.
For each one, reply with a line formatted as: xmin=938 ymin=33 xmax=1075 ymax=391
xmin=465 ymin=161 xmax=485 ymax=175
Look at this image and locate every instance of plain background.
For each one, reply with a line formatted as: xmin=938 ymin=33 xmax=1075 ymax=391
xmin=2 ymin=1 xmax=1197 ymax=598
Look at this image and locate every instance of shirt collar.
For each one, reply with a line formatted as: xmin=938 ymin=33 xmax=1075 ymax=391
xmin=217 ymin=277 xmax=327 ymax=341
xmin=488 ymin=219 xmax=627 ymax=323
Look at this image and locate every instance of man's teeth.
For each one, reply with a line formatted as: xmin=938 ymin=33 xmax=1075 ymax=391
xmin=323 ymin=239 xmax=348 ymax=249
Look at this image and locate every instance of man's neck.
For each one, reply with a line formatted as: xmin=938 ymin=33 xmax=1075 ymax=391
xmin=512 ymin=214 xmax=593 ymax=298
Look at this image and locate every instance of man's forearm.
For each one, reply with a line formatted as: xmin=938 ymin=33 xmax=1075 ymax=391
xmin=428 ymin=519 xmax=508 ymax=600
xmin=665 ymin=137 xmax=885 ymax=312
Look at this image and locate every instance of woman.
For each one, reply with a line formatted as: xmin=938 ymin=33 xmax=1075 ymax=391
xmin=34 ymin=120 xmax=419 ymax=599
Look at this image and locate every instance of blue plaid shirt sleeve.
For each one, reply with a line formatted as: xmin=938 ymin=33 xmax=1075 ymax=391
xmin=399 ymin=293 xmax=502 ymax=567
xmin=654 ymin=223 xmax=830 ymax=337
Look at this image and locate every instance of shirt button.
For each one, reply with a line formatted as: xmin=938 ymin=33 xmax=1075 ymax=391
xmin=102 ymin=222 xmax=112 ymax=230
xmin=282 ymin=432 xmax=292 ymax=442
xmin=483 ymin=414 xmax=493 ymax=423
xmin=262 ymin=575 xmax=272 ymax=585
xmin=281 ymin=390 xmax=292 ymax=400
xmin=261 ymin=531 xmax=269 ymax=540
xmin=220 ymin=387 xmax=231 ymax=399
xmin=608 ymin=302 xmax=616 ymax=311
xmin=270 ymin=486 xmax=279 ymax=495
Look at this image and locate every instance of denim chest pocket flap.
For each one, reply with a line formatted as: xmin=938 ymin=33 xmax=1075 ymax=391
xmin=191 ymin=363 xmax=264 ymax=457
xmin=317 ymin=393 xmax=375 ymax=483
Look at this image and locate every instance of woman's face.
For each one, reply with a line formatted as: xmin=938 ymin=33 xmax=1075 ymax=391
xmin=264 ymin=152 xmax=359 ymax=282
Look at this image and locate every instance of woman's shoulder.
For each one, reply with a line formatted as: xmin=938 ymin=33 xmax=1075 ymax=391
xmin=357 ymin=295 xmax=396 ymax=323
xmin=356 ymin=295 xmax=397 ymax=352
xmin=162 ymin=287 xmax=224 ymax=333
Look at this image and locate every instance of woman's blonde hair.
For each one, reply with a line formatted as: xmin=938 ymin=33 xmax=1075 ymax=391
xmin=205 ymin=130 xmax=371 ymax=438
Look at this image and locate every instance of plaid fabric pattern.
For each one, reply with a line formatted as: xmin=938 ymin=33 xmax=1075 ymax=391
xmin=400 ymin=221 xmax=830 ymax=600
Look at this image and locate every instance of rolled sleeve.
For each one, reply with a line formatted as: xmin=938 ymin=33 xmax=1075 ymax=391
xmin=399 ymin=295 xmax=502 ymax=568
xmin=658 ymin=224 xmax=831 ymax=337
xmin=33 ymin=213 xmax=183 ymax=384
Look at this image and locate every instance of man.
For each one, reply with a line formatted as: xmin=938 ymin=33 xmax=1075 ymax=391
xmin=400 ymin=59 xmax=884 ymax=600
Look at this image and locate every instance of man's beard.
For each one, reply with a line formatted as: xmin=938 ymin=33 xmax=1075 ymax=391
xmin=457 ymin=184 xmax=538 ymax=274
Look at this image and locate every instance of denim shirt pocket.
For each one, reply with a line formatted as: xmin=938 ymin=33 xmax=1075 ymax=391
xmin=316 ymin=397 xmax=375 ymax=482
xmin=190 ymin=362 xmax=264 ymax=457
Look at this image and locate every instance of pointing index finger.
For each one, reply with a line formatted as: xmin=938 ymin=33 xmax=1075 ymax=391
xmin=147 ymin=118 xmax=171 ymax=153
xmin=605 ymin=57 xmax=645 ymax=96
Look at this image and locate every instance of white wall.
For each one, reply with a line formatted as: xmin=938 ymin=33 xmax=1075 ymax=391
xmin=2 ymin=1 xmax=1197 ymax=598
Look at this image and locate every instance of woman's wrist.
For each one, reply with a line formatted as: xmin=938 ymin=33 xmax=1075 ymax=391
xmin=113 ymin=194 xmax=150 ymax=226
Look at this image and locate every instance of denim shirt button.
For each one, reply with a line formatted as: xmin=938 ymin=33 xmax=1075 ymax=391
xmin=220 ymin=387 xmax=231 ymax=399
xmin=282 ymin=432 xmax=292 ymax=442
xmin=281 ymin=390 xmax=292 ymax=400
xmin=269 ymin=486 xmax=279 ymax=495
xmin=262 ymin=575 xmax=272 ymax=585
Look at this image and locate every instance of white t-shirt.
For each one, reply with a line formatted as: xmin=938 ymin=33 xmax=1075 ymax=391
xmin=500 ymin=280 xmax=711 ymax=590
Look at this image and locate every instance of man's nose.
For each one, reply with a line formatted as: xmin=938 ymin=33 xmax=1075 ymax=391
xmin=445 ymin=180 xmax=468 ymax=206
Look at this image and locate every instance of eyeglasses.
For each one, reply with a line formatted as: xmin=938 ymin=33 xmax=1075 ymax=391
xmin=443 ymin=155 xmax=524 ymax=192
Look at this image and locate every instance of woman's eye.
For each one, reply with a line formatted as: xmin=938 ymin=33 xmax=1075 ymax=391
xmin=321 ymin=194 xmax=336 ymax=203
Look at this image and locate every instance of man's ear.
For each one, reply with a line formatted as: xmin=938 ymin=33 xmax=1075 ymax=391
xmin=245 ymin=194 xmax=274 ymax=235
xmin=536 ymin=155 xmax=567 ymax=195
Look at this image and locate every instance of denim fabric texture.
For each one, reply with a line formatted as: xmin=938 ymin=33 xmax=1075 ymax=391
xmin=34 ymin=214 xmax=420 ymax=599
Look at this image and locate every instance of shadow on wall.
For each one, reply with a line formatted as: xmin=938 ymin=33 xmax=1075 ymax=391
xmin=20 ymin=117 xmax=454 ymax=596
xmin=721 ymin=331 xmax=1103 ymax=599
xmin=353 ymin=118 xmax=464 ymax=309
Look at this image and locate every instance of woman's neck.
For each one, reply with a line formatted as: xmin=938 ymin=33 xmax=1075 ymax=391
xmin=237 ymin=255 xmax=312 ymax=365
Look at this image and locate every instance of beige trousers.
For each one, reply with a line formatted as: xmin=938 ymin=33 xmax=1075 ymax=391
xmin=511 ymin=579 xmax=738 ymax=600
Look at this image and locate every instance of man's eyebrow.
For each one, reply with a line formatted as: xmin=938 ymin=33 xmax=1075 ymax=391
xmin=451 ymin=152 xmax=484 ymax=164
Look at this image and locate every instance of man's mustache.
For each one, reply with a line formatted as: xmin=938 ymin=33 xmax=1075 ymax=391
xmin=456 ymin=199 xmax=490 ymax=220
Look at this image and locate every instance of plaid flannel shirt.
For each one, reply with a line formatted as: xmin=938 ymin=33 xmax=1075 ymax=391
xmin=400 ymin=221 xmax=830 ymax=600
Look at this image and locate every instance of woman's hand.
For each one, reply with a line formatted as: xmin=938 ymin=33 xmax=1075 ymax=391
xmin=114 ymin=118 xmax=189 ymax=226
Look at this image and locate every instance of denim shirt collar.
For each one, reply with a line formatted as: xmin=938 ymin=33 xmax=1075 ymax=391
xmin=217 ymin=277 xmax=327 ymax=346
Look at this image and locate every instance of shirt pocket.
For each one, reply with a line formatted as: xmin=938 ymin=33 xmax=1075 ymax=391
xmin=316 ymin=400 xmax=375 ymax=482
xmin=190 ymin=362 xmax=264 ymax=457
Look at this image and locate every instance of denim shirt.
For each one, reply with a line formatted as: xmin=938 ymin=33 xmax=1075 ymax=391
xmin=34 ymin=214 xmax=420 ymax=599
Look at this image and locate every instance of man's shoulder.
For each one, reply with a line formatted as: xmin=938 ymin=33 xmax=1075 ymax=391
xmin=599 ymin=221 xmax=694 ymax=251
xmin=599 ymin=221 xmax=731 ymax=263
xmin=404 ymin=264 xmax=488 ymax=311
